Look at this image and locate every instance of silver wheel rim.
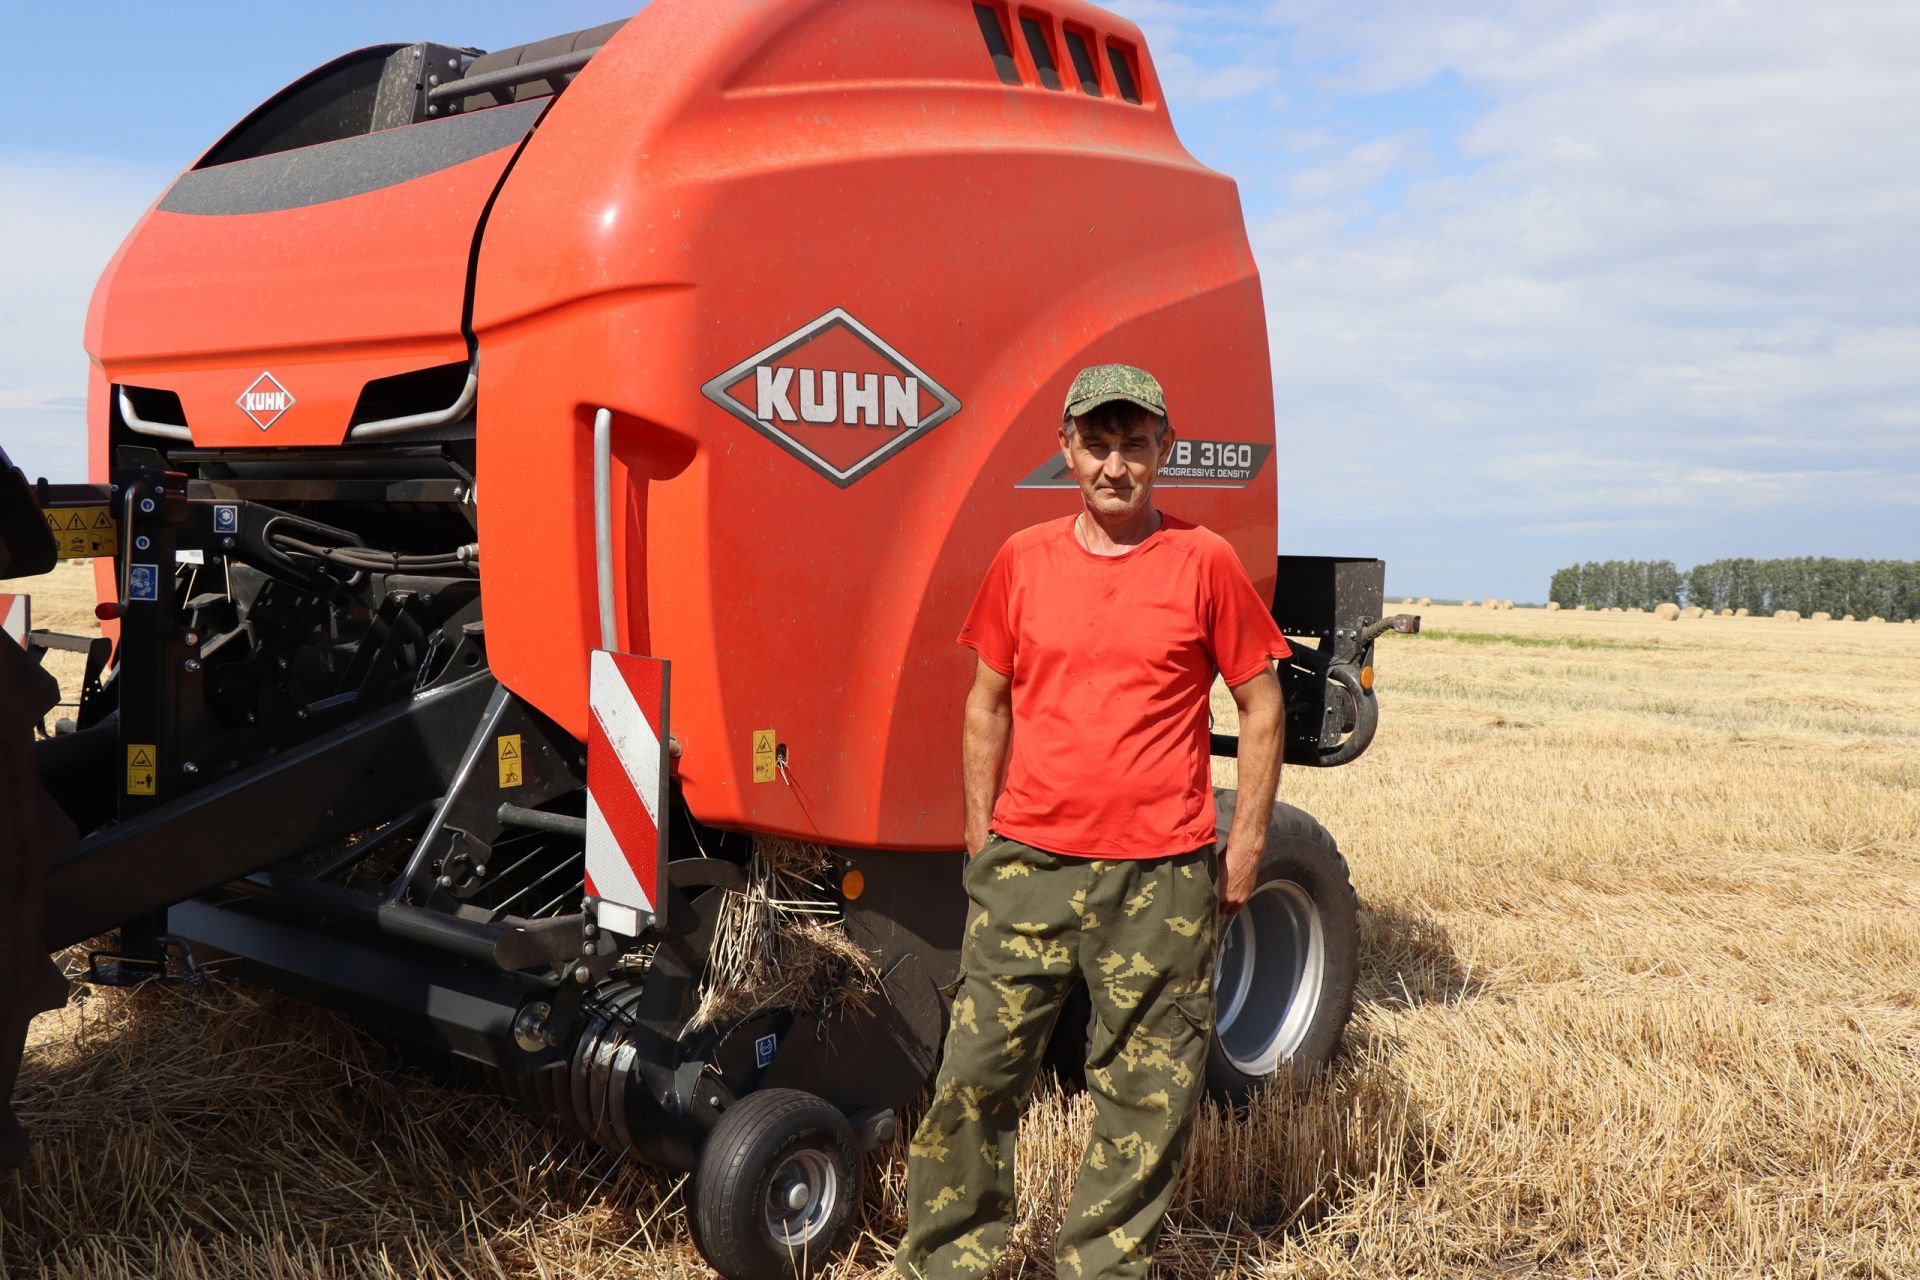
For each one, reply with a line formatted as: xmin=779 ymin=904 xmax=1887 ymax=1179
xmin=1213 ymin=879 xmax=1326 ymax=1076
xmin=764 ymin=1147 xmax=839 ymax=1248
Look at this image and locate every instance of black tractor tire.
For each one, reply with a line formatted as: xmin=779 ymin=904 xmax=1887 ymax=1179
xmin=1206 ymin=794 xmax=1360 ymax=1103
xmin=692 ymin=1088 xmax=860 ymax=1280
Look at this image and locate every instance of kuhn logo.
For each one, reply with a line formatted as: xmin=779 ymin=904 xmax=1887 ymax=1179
xmin=701 ymin=309 xmax=961 ymax=486
xmin=236 ymin=372 xmax=295 ymax=431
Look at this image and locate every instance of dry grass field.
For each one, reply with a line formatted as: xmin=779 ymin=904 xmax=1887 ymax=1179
xmin=4 ymin=566 xmax=1918 ymax=1279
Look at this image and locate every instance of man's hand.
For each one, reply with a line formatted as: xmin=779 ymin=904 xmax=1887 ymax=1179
xmin=961 ymin=658 xmax=1014 ymax=858
xmin=1219 ymin=833 xmax=1262 ymax=914
xmin=1220 ymin=664 xmax=1283 ymax=914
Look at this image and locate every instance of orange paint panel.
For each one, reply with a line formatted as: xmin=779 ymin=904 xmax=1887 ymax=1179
xmin=475 ymin=0 xmax=1275 ymax=849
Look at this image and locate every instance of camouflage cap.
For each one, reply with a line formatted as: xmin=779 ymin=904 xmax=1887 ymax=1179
xmin=1063 ymin=363 xmax=1166 ymax=420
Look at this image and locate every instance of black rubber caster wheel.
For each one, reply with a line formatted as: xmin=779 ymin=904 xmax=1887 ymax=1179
xmin=691 ymin=1088 xmax=860 ymax=1280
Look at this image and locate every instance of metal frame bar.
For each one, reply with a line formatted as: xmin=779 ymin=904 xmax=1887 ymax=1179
xmin=426 ymin=47 xmax=602 ymax=103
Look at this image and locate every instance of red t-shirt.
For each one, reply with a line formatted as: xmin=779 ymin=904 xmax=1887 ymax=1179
xmin=957 ymin=513 xmax=1291 ymax=859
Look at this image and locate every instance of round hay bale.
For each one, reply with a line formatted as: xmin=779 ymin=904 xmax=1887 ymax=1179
xmin=1718 ymin=608 xmax=1733 ymax=616
xmin=1774 ymin=609 xmax=1800 ymax=621
xmin=1499 ymin=599 xmax=1514 ymax=610
xmin=1841 ymin=614 xmax=1855 ymax=622
xmin=1867 ymin=615 xmax=1885 ymax=624
xmin=1626 ymin=607 xmax=1645 ymax=614
xmin=1734 ymin=607 xmax=1749 ymax=617
xmin=1545 ymin=601 xmax=1562 ymax=612
xmin=1573 ymin=604 xmax=1587 ymax=611
xmin=1418 ymin=597 xmax=1432 ymax=607
xmin=1811 ymin=611 xmax=1832 ymax=622
xmin=1682 ymin=606 xmax=1703 ymax=618
xmin=1482 ymin=597 xmax=1499 ymax=609
xmin=1654 ymin=603 xmax=1681 ymax=621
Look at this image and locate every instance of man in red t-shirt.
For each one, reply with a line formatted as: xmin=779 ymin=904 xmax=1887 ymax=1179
xmin=897 ymin=364 xmax=1290 ymax=1280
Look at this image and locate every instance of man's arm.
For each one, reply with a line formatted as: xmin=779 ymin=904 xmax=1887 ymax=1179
xmin=1221 ymin=665 xmax=1283 ymax=913
xmin=961 ymin=658 xmax=1014 ymax=857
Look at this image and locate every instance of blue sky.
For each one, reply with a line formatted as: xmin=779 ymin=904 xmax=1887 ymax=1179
xmin=4 ymin=1 xmax=1916 ymax=599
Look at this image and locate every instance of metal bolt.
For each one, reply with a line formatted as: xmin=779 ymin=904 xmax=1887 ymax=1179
xmin=222 ymin=536 xmax=236 ymax=551
xmin=182 ymin=761 xmax=199 ymax=775
xmin=276 ymin=656 xmax=289 ymax=670
xmin=245 ymin=712 xmax=256 ymax=724
xmin=436 ymin=874 xmax=453 ymax=889
xmin=583 ymin=922 xmax=598 ymax=940
xmin=512 ymin=1001 xmax=553 ymax=1052
xmin=183 ymin=658 xmax=201 ymax=673
xmin=473 ymin=864 xmax=487 ymax=878
xmin=572 ymin=964 xmax=591 ymax=984
xmin=448 ymin=58 xmax=458 ymax=68
xmin=134 ymin=536 xmax=151 ymax=551
xmin=183 ymin=631 xmax=200 ymax=646
xmin=295 ymin=708 xmax=308 ymax=720
xmin=428 ymin=74 xmax=440 ymax=85
xmin=426 ymin=105 xmax=438 ymax=116
xmin=140 ymin=498 xmax=156 ymax=513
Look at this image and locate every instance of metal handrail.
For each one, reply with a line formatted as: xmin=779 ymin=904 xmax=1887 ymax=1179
xmin=593 ymin=407 xmax=617 ymax=650
xmin=117 ymin=388 xmax=191 ymax=442
xmin=346 ymin=365 xmax=478 ymax=440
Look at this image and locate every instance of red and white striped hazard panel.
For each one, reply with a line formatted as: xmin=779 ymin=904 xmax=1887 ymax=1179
xmin=0 ymin=594 xmax=27 ymax=647
xmin=585 ymin=650 xmax=670 ymax=936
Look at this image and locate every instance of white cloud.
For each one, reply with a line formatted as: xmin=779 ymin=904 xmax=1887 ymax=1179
xmin=1111 ymin=0 xmax=1920 ymax=594
xmin=0 ymin=152 xmax=168 ymax=484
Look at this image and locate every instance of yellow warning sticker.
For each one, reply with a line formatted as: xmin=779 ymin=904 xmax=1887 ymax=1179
xmin=498 ymin=734 xmax=522 ymax=787
xmin=126 ymin=743 xmax=157 ymax=796
xmin=44 ymin=506 xmax=116 ymax=560
xmin=751 ymin=729 xmax=777 ymax=784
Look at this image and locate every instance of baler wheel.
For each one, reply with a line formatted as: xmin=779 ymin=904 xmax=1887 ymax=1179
xmin=1206 ymin=796 xmax=1359 ymax=1100
xmin=691 ymin=1088 xmax=859 ymax=1280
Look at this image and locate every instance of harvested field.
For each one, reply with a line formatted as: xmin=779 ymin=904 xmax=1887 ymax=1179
xmin=5 ymin=574 xmax=1919 ymax=1278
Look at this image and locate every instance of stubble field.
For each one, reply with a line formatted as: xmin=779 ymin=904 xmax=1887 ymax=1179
xmin=5 ymin=564 xmax=1918 ymax=1278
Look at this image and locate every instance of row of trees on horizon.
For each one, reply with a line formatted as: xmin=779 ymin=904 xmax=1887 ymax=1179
xmin=1546 ymin=558 xmax=1920 ymax=619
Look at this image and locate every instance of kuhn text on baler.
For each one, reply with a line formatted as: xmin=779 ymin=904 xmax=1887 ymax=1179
xmin=0 ymin=4 xmax=1417 ymax=1276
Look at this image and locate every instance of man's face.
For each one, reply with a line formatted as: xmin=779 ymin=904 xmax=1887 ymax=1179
xmin=1058 ymin=406 xmax=1175 ymax=520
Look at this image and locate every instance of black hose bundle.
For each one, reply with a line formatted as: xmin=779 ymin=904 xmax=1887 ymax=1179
xmin=270 ymin=534 xmax=479 ymax=575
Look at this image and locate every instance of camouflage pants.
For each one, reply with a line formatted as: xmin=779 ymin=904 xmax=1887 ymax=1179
xmin=897 ymin=836 xmax=1217 ymax=1280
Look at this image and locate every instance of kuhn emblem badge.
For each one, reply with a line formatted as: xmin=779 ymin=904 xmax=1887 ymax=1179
xmin=701 ymin=309 xmax=961 ymax=486
xmin=236 ymin=371 xmax=296 ymax=431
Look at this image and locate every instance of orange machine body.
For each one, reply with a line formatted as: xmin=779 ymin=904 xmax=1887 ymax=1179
xmin=84 ymin=0 xmax=1277 ymax=850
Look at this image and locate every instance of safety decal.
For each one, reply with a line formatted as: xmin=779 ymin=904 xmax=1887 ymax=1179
xmin=700 ymin=308 xmax=961 ymax=487
xmin=751 ymin=729 xmax=777 ymax=784
xmin=236 ymin=371 xmax=296 ymax=431
xmin=585 ymin=650 xmax=670 ymax=936
xmin=42 ymin=506 xmax=116 ymax=560
xmin=126 ymin=744 xmax=157 ymax=796
xmin=1016 ymin=438 xmax=1274 ymax=490
xmin=127 ymin=564 xmax=160 ymax=602
xmin=497 ymin=734 xmax=523 ymax=788
xmin=755 ymin=1033 xmax=778 ymax=1069
xmin=212 ymin=504 xmax=240 ymax=534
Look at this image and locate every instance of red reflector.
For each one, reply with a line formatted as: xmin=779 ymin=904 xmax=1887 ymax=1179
xmin=95 ymin=602 xmax=121 ymax=621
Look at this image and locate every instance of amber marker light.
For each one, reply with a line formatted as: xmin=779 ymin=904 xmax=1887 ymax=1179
xmin=840 ymin=868 xmax=866 ymax=901
xmin=1359 ymin=665 xmax=1376 ymax=691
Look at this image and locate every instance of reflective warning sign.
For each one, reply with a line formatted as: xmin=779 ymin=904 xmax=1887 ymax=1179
xmin=126 ymin=744 xmax=157 ymax=796
xmin=497 ymin=733 xmax=522 ymax=788
xmin=752 ymin=729 xmax=777 ymax=784
xmin=43 ymin=506 xmax=116 ymax=559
